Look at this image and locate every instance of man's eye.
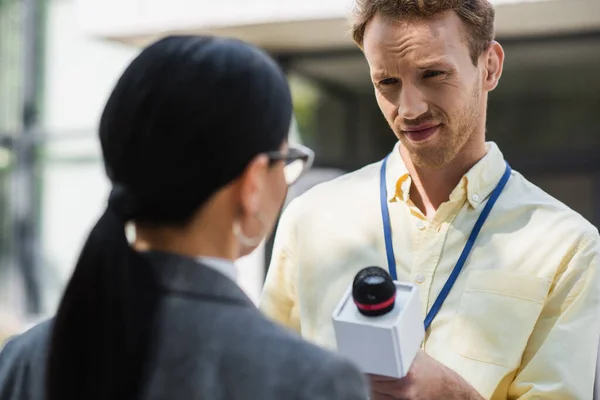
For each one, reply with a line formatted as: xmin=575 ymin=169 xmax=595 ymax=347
xmin=423 ymin=70 xmax=444 ymax=79
xmin=379 ymin=78 xmax=399 ymax=86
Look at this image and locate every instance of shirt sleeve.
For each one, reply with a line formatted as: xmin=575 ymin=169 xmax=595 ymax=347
xmin=259 ymin=199 xmax=302 ymax=333
xmin=507 ymin=230 xmax=600 ymax=399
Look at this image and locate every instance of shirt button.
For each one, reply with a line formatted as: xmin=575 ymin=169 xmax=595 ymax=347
xmin=416 ymin=220 xmax=426 ymax=230
xmin=416 ymin=273 xmax=426 ymax=284
xmin=472 ymin=194 xmax=480 ymax=202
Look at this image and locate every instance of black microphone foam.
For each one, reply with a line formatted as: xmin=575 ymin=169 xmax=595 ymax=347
xmin=352 ymin=266 xmax=396 ymax=317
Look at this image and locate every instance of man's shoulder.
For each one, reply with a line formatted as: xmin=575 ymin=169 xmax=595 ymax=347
xmin=284 ymin=161 xmax=382 ymax=218
xmin=306 ymin=161 xmax=381 ymax=196
xmin=509 ymin=170 xmax=598 ymax=241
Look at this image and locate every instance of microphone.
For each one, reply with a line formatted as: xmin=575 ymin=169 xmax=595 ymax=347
xmin=352 ymin=266 xmax=396 ymax=317
xmin=332 ymin=266 xmax=424 ymax=378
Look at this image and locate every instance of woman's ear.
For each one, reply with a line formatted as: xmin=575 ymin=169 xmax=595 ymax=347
xmin=237 ymin=154 xmax=269 ymax=217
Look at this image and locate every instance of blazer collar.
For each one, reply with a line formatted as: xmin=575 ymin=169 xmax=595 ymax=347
xmin=142 ymin=251 xmax=254 ymax=307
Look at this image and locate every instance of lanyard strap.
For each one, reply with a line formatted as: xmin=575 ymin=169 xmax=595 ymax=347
xmin=379 ymin=155 xmax=511 ymax=331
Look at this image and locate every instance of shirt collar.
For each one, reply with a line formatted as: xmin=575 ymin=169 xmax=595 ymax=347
xmin=385 ymin=141 xmax=410 ymax=203
xmin=462 ymin=142 xmax=507 ymax=208
xmin=387 ymin=141 xmax=507 ymax=209
xmin=196 ymin=256 xmax=238 ymax=283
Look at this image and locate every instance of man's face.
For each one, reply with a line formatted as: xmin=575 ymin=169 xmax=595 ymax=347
xmin=363 ymin=11 xmax=491 ymax=169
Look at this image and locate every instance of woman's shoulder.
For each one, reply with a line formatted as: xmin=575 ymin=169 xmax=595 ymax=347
xmin=0 ymin=318 xmax=52 ymax=399
xmin=226 ymin=312 xmax=368 ymax=399
xmin=0 ymin=318 xmax=52 ymax=360
xmin=149 ymin=306 xmax=367 ymax=399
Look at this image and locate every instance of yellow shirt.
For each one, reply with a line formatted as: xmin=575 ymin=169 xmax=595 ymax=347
xmin=260 ymin=142 xmax=600 ymax=399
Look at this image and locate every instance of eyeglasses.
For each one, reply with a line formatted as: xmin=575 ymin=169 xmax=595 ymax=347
xmin=266 ymin=143 xmax=315 ymax=186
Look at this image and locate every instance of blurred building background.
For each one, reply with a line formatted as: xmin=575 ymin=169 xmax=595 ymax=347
xmin=1 ymin=0 xmax=600 ymax=337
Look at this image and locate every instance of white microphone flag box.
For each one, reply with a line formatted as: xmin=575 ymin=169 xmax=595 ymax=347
xmin=331 ymin=281 xmax=424 ymax=378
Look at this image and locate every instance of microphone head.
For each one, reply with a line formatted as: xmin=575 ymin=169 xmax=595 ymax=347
xmin=352 ymin=266 xmax=396 ymax=317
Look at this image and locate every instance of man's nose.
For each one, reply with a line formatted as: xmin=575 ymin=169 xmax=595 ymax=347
xmin=397 ymin=84 xmax=428 ymax=121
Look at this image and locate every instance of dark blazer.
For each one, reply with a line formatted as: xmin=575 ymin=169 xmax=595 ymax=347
xmin=0 ymin=252 xmax=368 ymax=400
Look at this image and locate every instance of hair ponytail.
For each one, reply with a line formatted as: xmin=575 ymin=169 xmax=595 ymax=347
xmin=46 ymin=186 xmax=160 ymax=400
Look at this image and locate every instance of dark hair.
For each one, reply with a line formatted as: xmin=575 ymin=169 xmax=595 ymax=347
xmin=352 ymin=0 xmax=495 ymax=64
xmin=46 ymin=35 xmax=292 ymax=400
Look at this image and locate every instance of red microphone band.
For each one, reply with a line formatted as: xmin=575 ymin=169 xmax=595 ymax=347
xmin=354 ymin=292 xmax=396 ymax=311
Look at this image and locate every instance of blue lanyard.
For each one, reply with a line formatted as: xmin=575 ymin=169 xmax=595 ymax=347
xmin=379 ymin=154 xmax=511 ymax=331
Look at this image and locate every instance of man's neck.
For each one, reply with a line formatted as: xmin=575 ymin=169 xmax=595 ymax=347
xmin=401 ymin=142 xmax=487 ymax=219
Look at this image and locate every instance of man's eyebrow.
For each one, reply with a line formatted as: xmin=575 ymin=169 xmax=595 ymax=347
xmin=416 ymin=60 xmax=454 ymax=70
xmin=371 ymin=69 xmax=392 ymax=80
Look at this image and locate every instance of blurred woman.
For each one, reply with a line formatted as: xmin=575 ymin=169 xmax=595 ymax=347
xmin=0 ymin=35 xmax=367 ymax=400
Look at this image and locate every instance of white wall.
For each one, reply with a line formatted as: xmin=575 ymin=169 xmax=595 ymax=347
xmin=77 ymin=0 xmax=354 ymax=36
xmin=77 ymin=0 xmax=558 ymax=37
xmin=76 ymin=0 xmax=600 ymax=51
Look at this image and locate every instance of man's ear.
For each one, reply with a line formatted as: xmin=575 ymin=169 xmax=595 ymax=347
xmin=481 ymin=41 xmax=504 ymax=92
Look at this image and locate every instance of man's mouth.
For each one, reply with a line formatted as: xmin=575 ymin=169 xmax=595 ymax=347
xmin=402 ymin=123 xmax=440 ymax=142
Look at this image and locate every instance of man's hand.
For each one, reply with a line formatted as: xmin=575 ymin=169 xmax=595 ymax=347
xmin=368 ymin=351 xmax=484 ymax=400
